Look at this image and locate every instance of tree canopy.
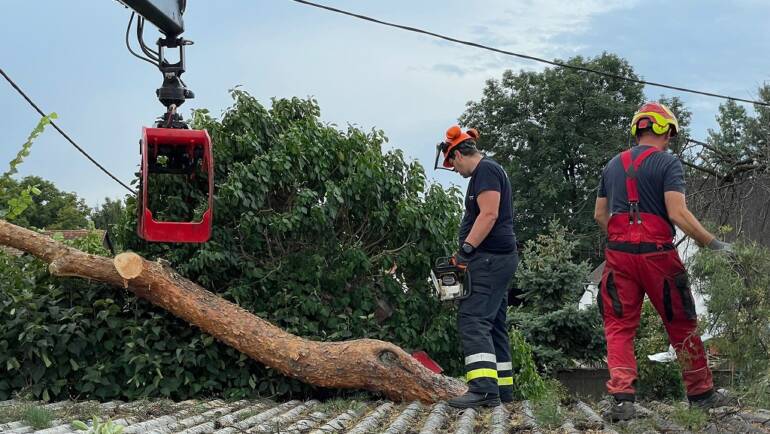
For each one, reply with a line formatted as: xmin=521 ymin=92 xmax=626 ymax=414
xmin=4 ymin=176 xmax=91 ymax=230
xmin=460 ymin=53 xmax=646 ymax=258
xmin=0 ymin=91 xmax=470 ymax=401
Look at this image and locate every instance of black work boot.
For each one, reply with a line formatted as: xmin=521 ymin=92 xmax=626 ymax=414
xmin=499 ymin=390 xmax=514 ymax=403
xmin=603 ymin=400 xmax=636 ymax=422
xmin=447 ymin=391 xmax=501 ymax=409
xmin=690 ymin=389 xmax=735 ymax=410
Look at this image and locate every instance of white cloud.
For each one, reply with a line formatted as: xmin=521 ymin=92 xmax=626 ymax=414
xmin=432 ymin=63 xmax=469 ymax=77
xmin=432 ymin=0 xmax=641 ymax=76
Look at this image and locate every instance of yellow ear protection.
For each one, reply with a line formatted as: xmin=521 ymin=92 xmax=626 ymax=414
xmin=631 ymin=117 xmax=672 ymax=136
xmin=630 ymin=104 xmax=679 ymax=138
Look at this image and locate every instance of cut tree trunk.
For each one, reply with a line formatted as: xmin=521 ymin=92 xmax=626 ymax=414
xmin=0 ymin=219 xmax=466 ymax=402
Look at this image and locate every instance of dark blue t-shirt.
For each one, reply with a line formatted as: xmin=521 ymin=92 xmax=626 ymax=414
xmin=458 ymin=157 xmax=516 ymax=253
xmin=598 ymin=145 xmax=686 ymax=232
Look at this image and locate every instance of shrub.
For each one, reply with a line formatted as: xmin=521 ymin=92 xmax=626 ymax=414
xmin=0 ymin=93 xmax=465 ymax=401
xmin=693 ymin=239 xmax=770 ymax=406
xmin=634 ymin=301 xmax=684 ymax=400
xmin=509 ymin=221 xmax=606 ymax=372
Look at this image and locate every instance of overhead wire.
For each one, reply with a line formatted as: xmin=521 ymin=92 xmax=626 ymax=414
xmin=0 ymin=67 xmax=137 ymax=195
xmin=1 ymin=11 xmax=184 ymax=197
xmin=290 ymin=0 xmax=770 ymax=108
xmin=6 ymin=3 xmax=763 ymax=201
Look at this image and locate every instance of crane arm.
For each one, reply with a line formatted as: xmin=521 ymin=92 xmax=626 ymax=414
xmin=119 ymin=0 xmax=185 ymax=37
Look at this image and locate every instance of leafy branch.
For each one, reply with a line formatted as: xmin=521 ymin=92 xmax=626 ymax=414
xmin=0 ymin=113 xmax=57 ymax=219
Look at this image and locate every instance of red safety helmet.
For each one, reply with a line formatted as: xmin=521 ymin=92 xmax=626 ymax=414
xmin=631 ymin=102 xmax=679 ymax=137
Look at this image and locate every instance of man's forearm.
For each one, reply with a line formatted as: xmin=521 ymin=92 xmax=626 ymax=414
xmin=594 ymin=197 xmax=610 ymax=235
xmin=670 ymin=209 xmax=715 ymax=247
xmin=465 ymin=214 xmax=497 ymax=247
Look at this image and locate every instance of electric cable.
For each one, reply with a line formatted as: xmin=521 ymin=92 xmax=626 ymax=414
xmin=125 ymin=12 xmax=159 ymax=67
xmin=137 ymin=16 xmax=160 ymax=61
xmin=0 ymin=67 xmax=137 ymax=195
xmin=290 ymin=0 xmax=770 ymax=107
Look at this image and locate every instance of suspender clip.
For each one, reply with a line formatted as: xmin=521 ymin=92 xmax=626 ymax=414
xmin=629 ymin=202 xmax=642 ymax=224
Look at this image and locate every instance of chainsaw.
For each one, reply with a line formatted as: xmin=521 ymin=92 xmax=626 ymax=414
xmin=430 ymin=256 xmax=472 ymax=301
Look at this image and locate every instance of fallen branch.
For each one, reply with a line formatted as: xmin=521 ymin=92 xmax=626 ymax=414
xmin=0 ymin=219 xmax=466 ymax=402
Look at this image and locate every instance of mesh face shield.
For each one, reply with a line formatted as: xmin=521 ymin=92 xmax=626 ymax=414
xmin=433 ymin=140 xmax=476 ymax=171
xmin=434 ymin=141 xmax=455 ymax=171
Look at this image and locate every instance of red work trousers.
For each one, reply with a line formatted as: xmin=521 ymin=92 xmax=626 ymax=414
xmin=599 ymin=247 xmax=714 ymax=399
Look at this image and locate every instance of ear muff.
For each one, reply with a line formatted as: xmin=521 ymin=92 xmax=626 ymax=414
xmin=631 ymin=102 xmax=679 ymax=138
xmin=652 ymin=122 xmax=671 ymax=135
xmin=631 ymin=116 xmax=672 ymax=137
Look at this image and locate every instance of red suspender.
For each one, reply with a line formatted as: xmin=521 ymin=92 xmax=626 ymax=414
xmin=619 ymin=147 xmax=659 ymax=223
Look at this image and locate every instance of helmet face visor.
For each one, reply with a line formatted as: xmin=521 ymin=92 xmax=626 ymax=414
xmin=434 ymin=141 xmax=457 ymax=171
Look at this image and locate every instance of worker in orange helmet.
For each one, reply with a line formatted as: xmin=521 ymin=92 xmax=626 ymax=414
xmin=435 ymin=125 xmax=518 ymax=408
xmin=594 ymin=102 xmax=733 ymax=421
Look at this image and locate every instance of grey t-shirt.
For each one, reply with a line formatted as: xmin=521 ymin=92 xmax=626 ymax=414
xmin=598 ymin=145 xmax=686 ymax=231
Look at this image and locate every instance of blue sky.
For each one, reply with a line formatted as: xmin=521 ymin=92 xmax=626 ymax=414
xmin=2 ymin=0 xmax=769 ymax=207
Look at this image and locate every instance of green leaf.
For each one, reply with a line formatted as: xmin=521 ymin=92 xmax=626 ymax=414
xmin=71 ymin=420 xmax=89 ymax=431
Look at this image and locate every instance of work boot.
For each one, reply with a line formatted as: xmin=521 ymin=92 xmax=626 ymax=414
xmin=603 ymin=400 xmax=636 ymax=422
xmin=447 ymin=392 xmax=501 ymax=409
xmin=499 ymin=390 xmax=514 ymax=403
xmin=690 ymin=389 xmax=735 ymax=410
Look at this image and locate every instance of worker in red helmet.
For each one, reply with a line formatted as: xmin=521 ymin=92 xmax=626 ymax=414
xmin=594 ymin=102 xmax=733 ymax=421
xmin=436 ymin=125 xmax=518 ymax=408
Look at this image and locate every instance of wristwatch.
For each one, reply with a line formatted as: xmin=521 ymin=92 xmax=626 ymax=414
xmin=461 ymin=242 xmax=476 ymax=255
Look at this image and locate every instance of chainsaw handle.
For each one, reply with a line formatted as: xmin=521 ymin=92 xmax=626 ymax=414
xmin=449 ymin=255 xmax=468 ymax=271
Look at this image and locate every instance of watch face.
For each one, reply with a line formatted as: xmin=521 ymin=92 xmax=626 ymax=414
xmin=462 ymin=244 xmax=473 ymax=254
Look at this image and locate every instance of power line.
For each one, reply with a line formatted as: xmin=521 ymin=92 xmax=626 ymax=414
xmin=290 ymin=0 xmax=770 ymax=108
xmin=0 ymin=67 xmax=137 ymax=195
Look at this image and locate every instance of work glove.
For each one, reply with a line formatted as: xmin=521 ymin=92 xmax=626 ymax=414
xmin=453 ymin=242 xmax=476 ymax=267
xmin=707 ymin=238 xmax=734 ymax=253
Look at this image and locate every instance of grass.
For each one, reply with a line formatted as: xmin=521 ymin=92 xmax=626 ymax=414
xmin=532 ymin=397 xmax=564 ymax=428
xmin=0 ymin=403 xmax=54 ymax=429
xmin=531 ymin=380 xmax=568 ymax=428
xmin=23 ymin=405 xmax=54 ymax=429
xmin=315 ymin=396 xmax=367 ymax=414
xmin=616 ymin=417 xmax=659 ymax=434
xmin=741 ymin=375 xmax=770 ymax=408
xmin=670 ymin=402 xmax=709 ymax=431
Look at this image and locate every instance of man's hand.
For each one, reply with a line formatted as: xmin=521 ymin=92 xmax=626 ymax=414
xmin=454 ymin=242 xmax=476 ymax=267
xmin=707 ymin=238 xmax=734 ymax=253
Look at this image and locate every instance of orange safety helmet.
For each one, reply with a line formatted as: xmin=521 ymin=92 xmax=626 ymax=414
xmin=631 ymin=102 xmax=679 ymax=138
xmin=436 ymin=125 xmax=479 ymax=169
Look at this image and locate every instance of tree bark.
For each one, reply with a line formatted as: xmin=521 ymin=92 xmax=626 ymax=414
xmin=0 ymin=219 xmax=466 ymax=402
